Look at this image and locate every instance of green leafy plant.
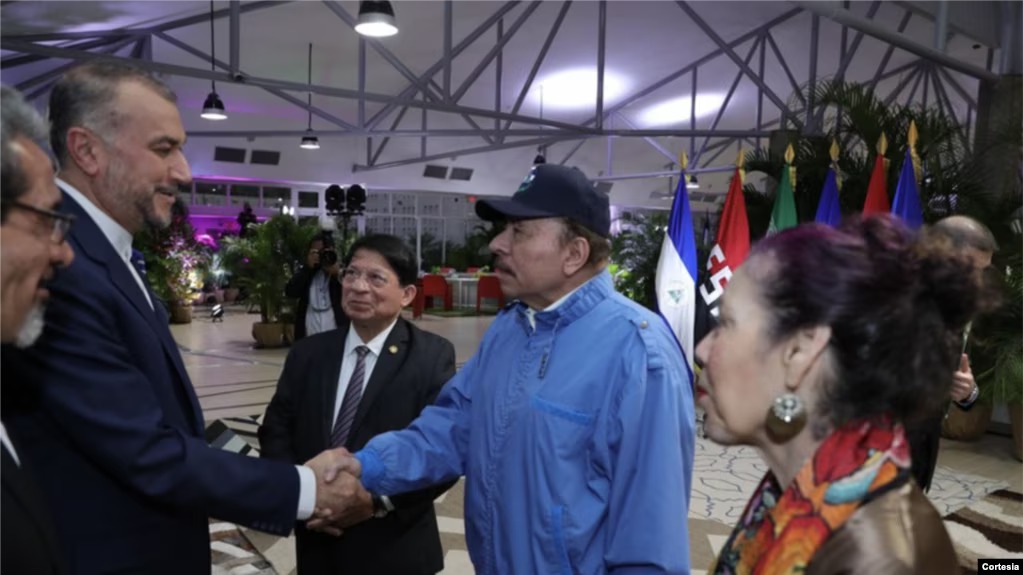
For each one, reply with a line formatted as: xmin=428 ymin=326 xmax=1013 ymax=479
xmin=610 ymin=211 xmax=667 ymax=311
xmin=221 ymin=216 xmax=318 ymax=324
xmin=134 ymin=201 xmax=211 ymax=306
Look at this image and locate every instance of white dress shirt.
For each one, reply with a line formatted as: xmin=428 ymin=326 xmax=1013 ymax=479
xmin=305 ymin=272 xmax=338 ymax=337
xmin=57 ymin=178 xmax=317 ymax=520
xmin=332 ymin=319 xmax=399 ymax=427
xmin=1 ymin=422 xmax=20 ymax=466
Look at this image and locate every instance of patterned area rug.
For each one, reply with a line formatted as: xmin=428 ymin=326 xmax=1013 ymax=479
xmin=206 ymin=417 xmax=1011 ymax=575
xmin=944 ymin=489 xmax=1023 ymax=575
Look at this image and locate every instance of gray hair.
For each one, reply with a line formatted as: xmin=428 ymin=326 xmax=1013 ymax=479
xmin=1 ymin=85 xmax=49 ymax=219
xmin=48 ymin=60 xmax=176 ymax=163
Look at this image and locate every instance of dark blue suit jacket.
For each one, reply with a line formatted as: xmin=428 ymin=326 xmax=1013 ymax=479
xmin=2 ymin=191 xmax=300 ymax=574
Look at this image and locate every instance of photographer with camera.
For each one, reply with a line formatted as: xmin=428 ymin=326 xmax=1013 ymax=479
xmin=286 ymin=234 xmax=346 ymax=341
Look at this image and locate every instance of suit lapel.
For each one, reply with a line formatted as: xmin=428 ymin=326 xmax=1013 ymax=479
xmin=1 ymin=445 xmax=61 ymax=567
xmin=351 ymin=319 xmax=410 ymax=435
xmin=60 ymin=191 xmax=203 ymax=435
xmin=321 ymin=328 xmax=347 ymax=446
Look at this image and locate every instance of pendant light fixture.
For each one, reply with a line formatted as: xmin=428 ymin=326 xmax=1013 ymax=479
xmin=533 ymin=85 xmax=546 ymax=164
xmin=355 ymin=1 xmax=398 ymax=37
xmin=300 ymin=43 xmax=320 ymax=150
xmin=200 ymin=0 xmax=227 ymax=120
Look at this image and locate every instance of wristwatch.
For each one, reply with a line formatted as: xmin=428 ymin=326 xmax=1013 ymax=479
xmin=371 ymin=495 xmax=393 ymax=518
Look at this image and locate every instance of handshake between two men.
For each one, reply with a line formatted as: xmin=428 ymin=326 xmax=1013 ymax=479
xmin=304 ymin=447 xmax=367 ymax=536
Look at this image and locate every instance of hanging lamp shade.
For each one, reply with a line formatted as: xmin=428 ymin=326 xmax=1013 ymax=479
xmin=300 ymin=131 xmax=320 ymax=150
xmin=355 ymin=1 xmax=398 ymax=37
xmin=201 ymin=91 xmax=227 ymax=120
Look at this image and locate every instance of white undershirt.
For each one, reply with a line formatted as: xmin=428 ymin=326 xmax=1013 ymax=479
xmin=332 ymin=319 xmax=399 ymax=426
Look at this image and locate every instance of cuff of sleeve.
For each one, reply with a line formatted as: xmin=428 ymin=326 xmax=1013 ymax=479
xmin=355 ymin=449 xmax=386 ymax=492
xmin=295 ymin=465 xmax=317 ymax=521
xmin=957 ymin=385 xmax=980 ymax=407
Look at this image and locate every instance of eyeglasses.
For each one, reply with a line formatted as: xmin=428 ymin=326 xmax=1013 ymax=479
xmin=1 ymin=199 xmax=75 ymax=243
xmin=341 ymin=267 xmax=392 ymax=288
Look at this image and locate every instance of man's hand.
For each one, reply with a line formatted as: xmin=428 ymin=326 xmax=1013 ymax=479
xmin=951 ymin=353 xmax=977 ymax=403
xmin=324 ymin=260 xmax=342 ymax=278
xmin=303 ymin=449 xmax=371 ymax=536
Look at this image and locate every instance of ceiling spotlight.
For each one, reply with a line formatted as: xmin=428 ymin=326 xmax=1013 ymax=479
xmin=300 ymin=132 xmax=320 ymax=150
xmin=355 ymin=1 xmax=398 ymax=37
xmin=201 ymin=91 xmax=227 ymax=120
xmin=201 ymin=0 xmax=227 ymax=121
xmin=533 ymin=145 xmax=546 ymax=165
xmin=300 ymin=43 xmax=320 ymax=150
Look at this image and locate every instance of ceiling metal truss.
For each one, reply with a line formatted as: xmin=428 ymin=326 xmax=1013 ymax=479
xmin=0 ymin=0 xmax=995 ymax=177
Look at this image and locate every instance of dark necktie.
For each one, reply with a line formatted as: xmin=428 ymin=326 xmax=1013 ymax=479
xmin=130 ymin=249 xmax=148 ymax=278
xmin=330 ymin=346 xmax=370 ymax=448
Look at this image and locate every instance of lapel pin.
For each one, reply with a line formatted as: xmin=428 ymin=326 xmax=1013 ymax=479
xmin=389 ymin=345 xmax=398 ymax=354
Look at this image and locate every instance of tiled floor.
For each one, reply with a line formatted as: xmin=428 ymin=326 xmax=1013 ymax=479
xmin=177 ymin=306 xmax=1022 ymax=574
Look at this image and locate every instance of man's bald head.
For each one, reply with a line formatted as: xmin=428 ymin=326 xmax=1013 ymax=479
xmin=933 ymin=215 xmax=997 ymax=270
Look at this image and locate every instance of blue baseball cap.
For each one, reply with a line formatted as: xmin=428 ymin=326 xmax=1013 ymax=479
xmin=475 ymin=164 xmax=611 ymax=238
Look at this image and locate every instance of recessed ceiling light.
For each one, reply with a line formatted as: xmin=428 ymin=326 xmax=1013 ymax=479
xmin=534 ymin=68 xmax=628 ymax=110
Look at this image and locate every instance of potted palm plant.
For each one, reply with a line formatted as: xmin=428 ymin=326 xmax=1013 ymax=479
xmin=135 ymin=202 xmax=210 ymax=323
xmin=221 ymin=215 xmax=318 ymax=348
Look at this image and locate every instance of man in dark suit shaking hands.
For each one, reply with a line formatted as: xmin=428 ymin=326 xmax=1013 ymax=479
xmin=2 ymin=62 xmax=365 ymax=575
xmin=260 ymin=233 xmax=457 ymax=575
xmin=0 ymin=85 xmax=77 ymax=575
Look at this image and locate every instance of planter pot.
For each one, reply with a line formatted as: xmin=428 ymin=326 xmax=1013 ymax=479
xmin=169 ymin=302 xmax=193 ymax=325
xmin=942 ymin=402 xmax=993 ymax=441
xmin=223 ymin=288 xmax=240 ymax=303
xmin=1010 ymin=403 xmax=1023 ymax=461
xmin=251 ymin=322 xmax=285 ymax=348
xmin=283 ymin=324 xmax=296 ymax=345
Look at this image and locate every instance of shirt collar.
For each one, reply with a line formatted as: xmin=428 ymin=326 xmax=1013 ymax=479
xmin=523 ymin=281 xmax=587 ymax=329
xmin=344 ymin=318 xmax=399 ymax=358
xmin=58 ymin=178 xmax=134 ymax=262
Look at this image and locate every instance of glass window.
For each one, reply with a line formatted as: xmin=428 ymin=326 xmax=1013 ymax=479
xmin=195 ymin=182 xmax=227 ymax=206
xmin=176 ymin=182 xmax=193 ymax=206
xmin=298 ymin=191 xmax=319 ymax=209
xmin=230 ymin=184 xmax=260 ymax=207
xmin=264 ymin=187 xmax=292 ymax=209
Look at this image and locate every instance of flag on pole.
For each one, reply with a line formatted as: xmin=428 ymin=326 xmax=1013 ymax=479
xmin=891 ymin=149 xmax=923 ymax=228
xmin=814 ymin=140 xmax=842 ymax=226
xmin=767 ymin=144 xmax=798 ymax=235
xmin=695 ymin=151 xmax=750 ymax=345
xmin=891 ymin=121 xmax=923 ymax=229
xmin=656 ymin=153 xmax=698 ymax=375
xmin=862 ymin=133 xmax=890 ymax=215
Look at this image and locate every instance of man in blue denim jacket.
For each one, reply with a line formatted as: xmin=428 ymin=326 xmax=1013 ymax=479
xmin=321 ymin=165 xmax=696 ymax=574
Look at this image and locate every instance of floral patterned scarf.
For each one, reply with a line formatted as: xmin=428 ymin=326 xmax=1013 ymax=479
xmin=711 ymin=419 xmax=912 ymax=575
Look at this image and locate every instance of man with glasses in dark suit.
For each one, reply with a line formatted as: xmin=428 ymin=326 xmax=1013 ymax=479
xmin=0 ymin=85 xmax=76 ymax=575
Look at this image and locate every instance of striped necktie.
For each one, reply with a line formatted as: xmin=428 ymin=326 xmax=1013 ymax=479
xmin=330 ymin=346 xmax=370 ymax=448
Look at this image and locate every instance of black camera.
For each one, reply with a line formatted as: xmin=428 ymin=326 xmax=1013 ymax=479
xmin=320 ymin=248 xmax=338 ymax=267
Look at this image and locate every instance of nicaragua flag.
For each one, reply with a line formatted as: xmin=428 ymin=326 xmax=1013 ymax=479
xmin=656 ymin=168 xmax=698 ymax=377
xmin=891 ymin=148 xmax=923 ymax=229
xmin=815 ymin=166 xmax=842 ymax=226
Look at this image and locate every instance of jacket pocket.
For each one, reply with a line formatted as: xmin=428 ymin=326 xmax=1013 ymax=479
xmin=550 ymin=505 xmax=573 ymax=575
xmin=530 ymin=395 xmax=597 ymax=460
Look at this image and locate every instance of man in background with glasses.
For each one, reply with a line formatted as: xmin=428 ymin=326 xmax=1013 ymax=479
xmin=2 ymin=62 xmax=368 ymax=574
xmin=0 ymin=85 xmax=75 ymax=575
xmin=261 ymin=233 xmax=457 ymax=575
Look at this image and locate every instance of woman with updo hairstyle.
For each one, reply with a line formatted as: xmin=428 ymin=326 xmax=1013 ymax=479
xmin=696 ymin=214 xmax=993 ymax=575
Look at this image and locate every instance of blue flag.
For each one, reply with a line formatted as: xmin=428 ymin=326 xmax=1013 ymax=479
xmin=814 ymin=167 xmax=842 ymax=227
xmin=656 ymin=170 xmax=698 ymax=380
xmin=891 ymin=148 xmax=923 ymax=229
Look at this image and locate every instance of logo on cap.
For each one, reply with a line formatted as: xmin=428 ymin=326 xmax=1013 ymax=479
xmin=515 ymin=171 xmax=536 ymax=196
